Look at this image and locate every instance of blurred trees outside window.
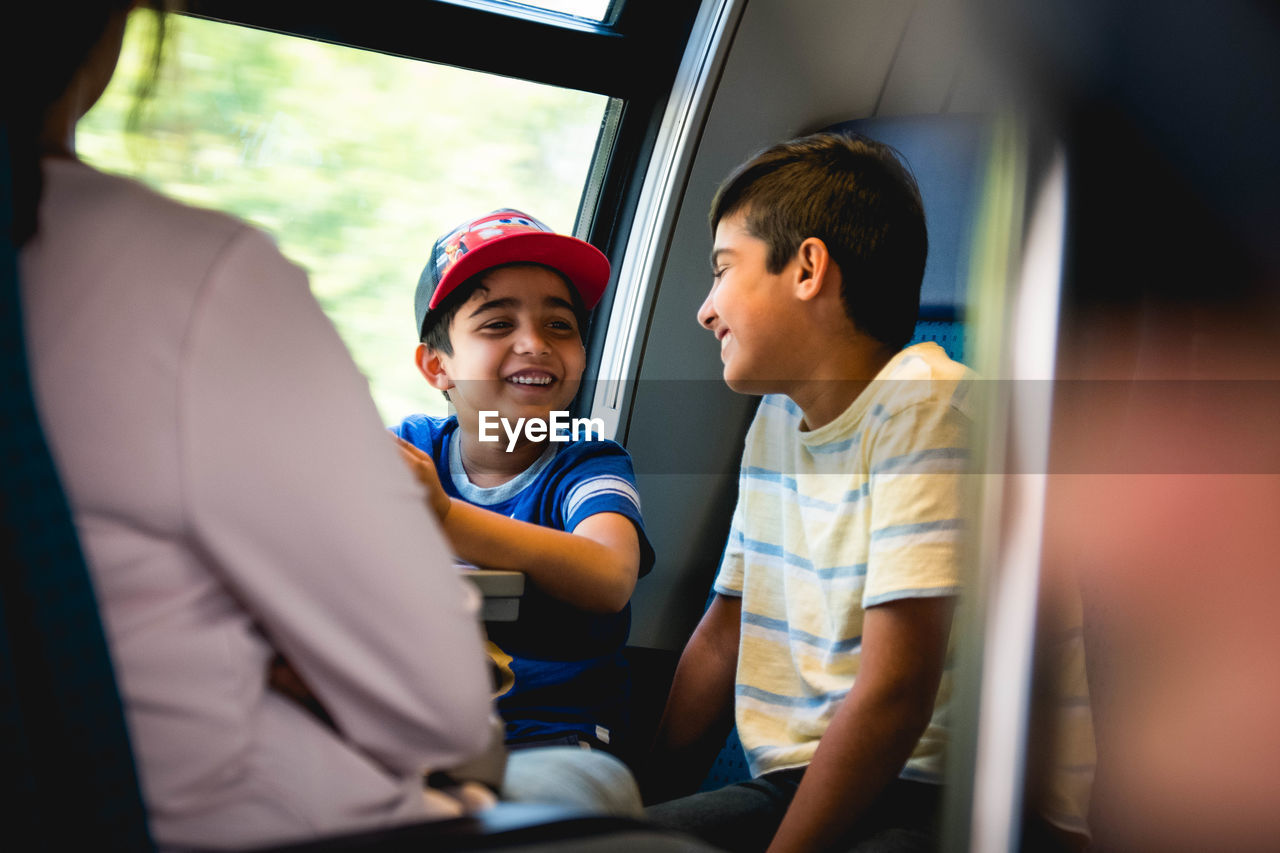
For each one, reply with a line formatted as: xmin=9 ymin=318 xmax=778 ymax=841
xmin=80 ymin=12 xmax=611 ymax=422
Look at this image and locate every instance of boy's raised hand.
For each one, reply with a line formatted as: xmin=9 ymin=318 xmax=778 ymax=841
xmin=393 ymin=438 xmax=639 ymax=613
xmin=394 ymin=435 xmax=452 ymax=522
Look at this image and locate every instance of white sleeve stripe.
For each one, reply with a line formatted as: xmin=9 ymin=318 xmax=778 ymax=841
xmin=564 ymin=476 xmax=641 ymax=519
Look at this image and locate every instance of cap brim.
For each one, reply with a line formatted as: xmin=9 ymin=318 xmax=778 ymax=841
xmin=429 ymin=232 xmax=610 ymax=311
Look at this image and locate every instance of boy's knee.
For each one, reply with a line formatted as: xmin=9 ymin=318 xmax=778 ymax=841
xmin=503 ymin=746 xmax=643 ymax=818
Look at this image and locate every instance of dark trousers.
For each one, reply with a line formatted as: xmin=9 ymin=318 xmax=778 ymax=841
xmin=645 ymin=769 xmax=941 ymax=853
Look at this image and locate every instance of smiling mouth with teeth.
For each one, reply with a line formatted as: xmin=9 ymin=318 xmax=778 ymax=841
xmin=507 ymin=375 xmax=555 ymax=385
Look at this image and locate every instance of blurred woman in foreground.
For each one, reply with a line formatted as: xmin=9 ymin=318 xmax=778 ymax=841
xmin=6 ymin=2 xmax=495 ymax=847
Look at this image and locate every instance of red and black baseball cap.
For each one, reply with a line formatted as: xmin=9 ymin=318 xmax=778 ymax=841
xmin=415 ymin=209 xmax=610 ymax=339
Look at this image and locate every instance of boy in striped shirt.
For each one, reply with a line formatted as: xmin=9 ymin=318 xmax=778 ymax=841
xmin=648 ymin=133 xmax=972 ymax=852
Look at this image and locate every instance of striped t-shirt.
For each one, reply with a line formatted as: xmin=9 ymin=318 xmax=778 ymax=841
xmin=392 ymin=413 xmax=654 ymax=749
xmin=714 ymin=342 xmax=972 ymax=781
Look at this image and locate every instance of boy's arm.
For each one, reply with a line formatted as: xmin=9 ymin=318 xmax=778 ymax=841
xmin=765 ymin=595 xmax=954 ymax=853
xmin=396 ymin=437 xmax=639 ymax=613
xmin=443 ymin=501 xmax=639 ymax=612
xmin=645 ymin=592 xmax=742 ymax=802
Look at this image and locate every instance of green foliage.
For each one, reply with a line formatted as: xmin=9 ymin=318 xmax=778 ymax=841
xmin=79 ymin=12 xmax=610 ymax=423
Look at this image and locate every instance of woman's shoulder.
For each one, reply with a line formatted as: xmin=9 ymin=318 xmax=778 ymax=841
xmin=43 ymin=157 xmax=256 ymax=251
xmin=37 ymin=157 xmax=307 ymax=301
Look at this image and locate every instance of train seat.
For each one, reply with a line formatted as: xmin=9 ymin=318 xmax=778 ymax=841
xmin=826 ymin=111 xmax=989 ymax=360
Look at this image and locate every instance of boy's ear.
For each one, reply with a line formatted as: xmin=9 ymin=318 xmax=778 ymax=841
xmin=415 ymin=343 xmax=454 ymax=391
xmin=793 ymin=236 xmax=834 ymax=302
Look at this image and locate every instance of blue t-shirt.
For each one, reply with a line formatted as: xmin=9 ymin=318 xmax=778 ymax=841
xmin=392 ymin=414 xmax=654 ymax=751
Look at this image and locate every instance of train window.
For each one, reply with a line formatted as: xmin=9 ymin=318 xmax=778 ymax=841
xmin=79 ymin=12 xmax=616 ymax=422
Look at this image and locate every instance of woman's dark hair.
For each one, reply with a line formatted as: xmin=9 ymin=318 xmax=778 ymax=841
xmin=4 ymin=1 xmax=170 ymax=246
xmin=709 ymin=131 xmax=928 ymax=351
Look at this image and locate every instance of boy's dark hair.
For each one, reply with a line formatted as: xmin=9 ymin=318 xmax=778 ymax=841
xmin=710 ymin=132 xmax=928 ymax=351
xmin=419 ymin=262 xmax=590 ymax=355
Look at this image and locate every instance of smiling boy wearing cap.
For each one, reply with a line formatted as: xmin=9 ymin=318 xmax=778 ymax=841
xmin=392 ymin=210 xmax=654 ymax=761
